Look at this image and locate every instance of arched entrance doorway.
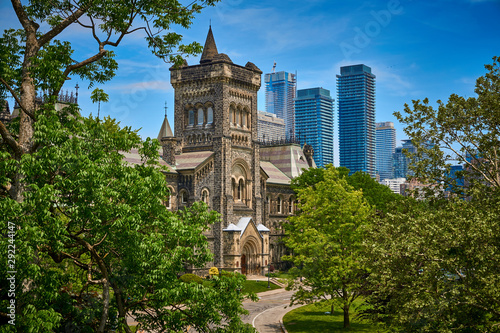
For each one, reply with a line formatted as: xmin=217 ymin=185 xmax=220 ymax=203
xmin=241 ymin=238 xmax=260 ymax=275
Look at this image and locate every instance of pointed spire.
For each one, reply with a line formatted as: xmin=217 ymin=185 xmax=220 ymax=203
xmin=200 ymin=25 xmax=218 ymax=64
xmin=157 ymin=111 xmax=173 ymax=141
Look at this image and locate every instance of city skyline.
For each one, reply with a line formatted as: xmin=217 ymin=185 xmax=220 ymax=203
xmin=1 ymin=0 xmax=499 ymax=166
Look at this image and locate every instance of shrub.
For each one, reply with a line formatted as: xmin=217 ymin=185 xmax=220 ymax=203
xmin=179 ymin=273 xmax=203 ymax=284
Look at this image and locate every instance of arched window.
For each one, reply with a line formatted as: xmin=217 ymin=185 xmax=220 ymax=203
xmin=232 ymin=178 xmax=237 ymax=199
xmin=238 ymin=179 xmax=244 ymax=201
xmin=180 ymin=190 xmax=188 ymax=204
xmin=207 ymin=107 xmax=213 ymax=124
xmin=289 ymin=197 xmax=294 ymax=213
xmin=201 ymin=189 xmax=209 ymax=205
xmin=188 ymin=110 xmax=195 ymax=126
xmin=235 ymin=109 xmax=240 ymax=126
xmin=229 ymin=105 xmax=235 ymax=124
xmin=197 ymin=108 xmax=204 ymax=125
xmin=242 ymin=111 xmax=247 ymax=127
xmin=165 ymin=187 xmax=175 ymax=209
xmin=277 ymin=197 xmax=282 ymax=214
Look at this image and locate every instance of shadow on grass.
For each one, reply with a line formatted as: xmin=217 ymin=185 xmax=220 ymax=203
xmin=283 ymin=302 xmax=381 ymax=333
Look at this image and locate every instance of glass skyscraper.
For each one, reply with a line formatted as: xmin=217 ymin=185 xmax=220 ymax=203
xmin=264 ymin=71 xmax=296 ymax=138
xmin=376 ymin=121 xmax=396 ymax=181
xmin=294 ymin=87 xmax=334 ymax=168
xmin=393 ymin=139 xmax=417 ymax=178
xmin=337 ymin=64 xmax=376 ymax=177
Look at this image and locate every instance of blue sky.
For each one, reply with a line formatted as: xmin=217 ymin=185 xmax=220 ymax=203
xmin=1 ymin=0 xmax=499 ymax=165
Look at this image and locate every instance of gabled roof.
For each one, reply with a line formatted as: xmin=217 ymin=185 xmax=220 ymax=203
xmin=260 ymin=145 xmax=311 ymax=179
xmin=260 ymin=161 xmax=291 ymax=185
xmin=174 ymin=151 xmax=213 ymax=171
xmin=223 ymin=217 xmax=269 ymax=237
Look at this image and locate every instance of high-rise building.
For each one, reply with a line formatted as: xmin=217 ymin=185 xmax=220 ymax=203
xmin=393 ymin=139 xmax=417 ymax=178
xmin=257 ymin=110 xmax=286 ymax=141
xmin=294 ymin=87 xmax=334 ymax=168
xmin=337 ymin=64 xmax=376 ymax=177
xmin=376 ymin=121 xmax=396 ymax=181
xmin=265 ymin=71 xmax=296 ymax=137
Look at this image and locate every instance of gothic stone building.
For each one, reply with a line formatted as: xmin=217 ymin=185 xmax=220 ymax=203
xmin=126 ymin=28 xmax=315 ymax=276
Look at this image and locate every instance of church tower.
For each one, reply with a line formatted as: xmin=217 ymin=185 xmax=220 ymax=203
xmin=169 ymin=27 xmax=266 ymax=270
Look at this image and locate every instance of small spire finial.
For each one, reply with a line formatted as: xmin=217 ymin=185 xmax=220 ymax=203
xmin=164 ymin=101 xmax=168 ymax=117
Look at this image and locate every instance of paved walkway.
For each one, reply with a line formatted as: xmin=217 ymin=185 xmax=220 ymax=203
xmin=128 ymin=275 xmax=298 ymax=333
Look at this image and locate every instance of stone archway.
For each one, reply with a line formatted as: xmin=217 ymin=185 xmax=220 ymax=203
xmin=241 ymin=237 xmax=260 ymax=275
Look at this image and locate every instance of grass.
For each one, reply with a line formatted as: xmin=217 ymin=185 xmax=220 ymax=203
xmin=283 ymin=300 xmax=382 ymax=333
xmin=241 ymin=280 xmax=281 ymax=293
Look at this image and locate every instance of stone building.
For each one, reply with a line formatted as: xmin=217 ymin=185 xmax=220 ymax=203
xmin=130 ymin=27 xmax=315 ymax=276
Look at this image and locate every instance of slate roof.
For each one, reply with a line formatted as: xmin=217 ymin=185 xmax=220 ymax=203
xmin=121 ymin=148 xmax=174 ymax=171
xmin=174 ymin=151 xmax=213 ymax=171
xmin=260 ymin=144 xmax=311 ymax=179
xmin=260 ymin=161 xmax=291 ymax=185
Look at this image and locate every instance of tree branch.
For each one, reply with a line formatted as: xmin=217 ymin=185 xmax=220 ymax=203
xmin=0 ymin=78 xmax=35 ymax=120
xmin=38 ymin=1 xmax=94 ymax=47
xmin=10 ymin=0 xmax=38 ymax=33
xmin=0 ymin=120 xmax=21 ymax=156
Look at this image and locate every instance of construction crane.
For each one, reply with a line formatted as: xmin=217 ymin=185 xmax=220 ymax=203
xmin=272 ymin=61 xmax=276 ymax=73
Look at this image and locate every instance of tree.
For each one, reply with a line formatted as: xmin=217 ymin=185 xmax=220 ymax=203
xmin=0 ymin=0 xmax=219 ymax=203
xmin=394 ymin=56 xmax=500 ymax=198
xmin=90 ymin=88 xmax=109 ymax=119
xmin=363 ymin=57 xmax=500 ymax=331
xmin=284 ymin=165 xmax=372 ymax=328
xmin=0 ymin=109 xmax=253 ymax=332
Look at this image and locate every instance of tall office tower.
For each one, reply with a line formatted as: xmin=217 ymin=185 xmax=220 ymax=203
xmin=337 ymin=64 xmax=376 ymax=177
xmin=257 ymin=110 xmax=286 ymax=141
xmin=265 ymin=71 xmax=296 ymax=137
xmin=294 ymin=87 xmax=334 ymax=168
xmin=393 ymin=139 xmax=417 ymax=178
xmin=376 ymin=121 xmax=396 ymax=181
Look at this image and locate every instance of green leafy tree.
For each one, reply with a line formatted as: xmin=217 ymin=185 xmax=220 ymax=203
xmin=394 ymin=56 xmax=500 ymax=198
xmin=0 ymin=108 xmax=253 ymax=332
xmin=90 ymin=88 xmax=109 ymax=119
xmin=284 ymin=165 xmax=372 ymax=328
xmin=363 ymin=57 xmax=500 ymax=331
xmin=0 ymin=0 xmax=219 ymax=203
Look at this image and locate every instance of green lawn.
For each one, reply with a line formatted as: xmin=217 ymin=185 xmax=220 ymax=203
xmin=283 ymin=301 xmax=383 ymax=333
xmin=241 ymin=280 xmax=281 ymax=293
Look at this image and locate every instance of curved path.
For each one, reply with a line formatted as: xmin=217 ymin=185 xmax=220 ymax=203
xmin=241 ymin=287 xmax=301 ymax=333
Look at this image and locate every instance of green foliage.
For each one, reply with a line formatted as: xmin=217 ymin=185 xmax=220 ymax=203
xmin=292 ymin=165 xmax=400 ymax=214
xmin=394 ymin=56 xmax=500 ymax=198
xmin=284 ymin=165 xmax=372 ymax=328
xmin=363 ymin=57 xmax=500 ymax=331
xmin=0 ymin=107 xmax=249 ymax=331
xmin=179 ymin=273 xmax=203 ymax=285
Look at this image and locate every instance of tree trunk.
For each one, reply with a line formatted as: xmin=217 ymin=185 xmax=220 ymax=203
xmin=98 ymin=279 xmax=111 ymax=333
xmin=113 ymin=286 xmax=133 ymax=333
xmin=343 ymin=304 xmax=350 ymax=328
xmin=330 ymin=303 xmax=334 ymax=315
xmin=12 ymin=23 xmax=38 ymax=204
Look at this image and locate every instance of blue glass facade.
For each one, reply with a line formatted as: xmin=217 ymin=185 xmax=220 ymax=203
xmin=265 ymin=71 xmax=296 ymax=138
xmin=294 ymin=88 xmax=334 ymax=168
xmin=376 ymin=121 xmax=396 ymax=180
xmin=337 ymin=64 xmax=376 ymax=177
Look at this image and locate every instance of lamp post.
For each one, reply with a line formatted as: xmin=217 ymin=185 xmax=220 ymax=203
xmin=267 ymin=264 xmax=271 ymax=289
